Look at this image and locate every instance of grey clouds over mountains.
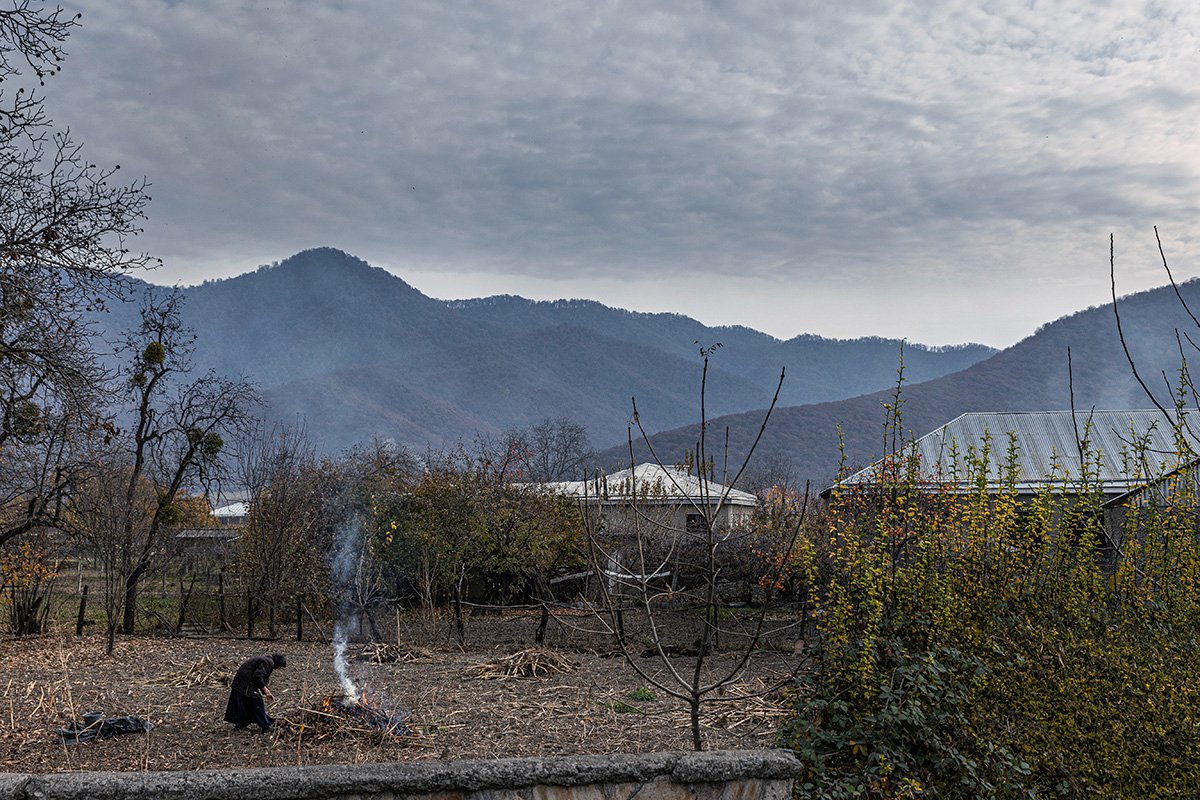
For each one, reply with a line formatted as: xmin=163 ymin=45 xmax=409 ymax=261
xmin=56 ymin=1 xmax=1200 ymax=347
xmin=96 ymin=247 xmax=1200 ymax=487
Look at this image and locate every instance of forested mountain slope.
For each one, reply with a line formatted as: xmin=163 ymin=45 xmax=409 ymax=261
xmin=95 ymin=248 xmax=995 ymax=452
xmin=599 ymin=278 xmax=1200 ymax=487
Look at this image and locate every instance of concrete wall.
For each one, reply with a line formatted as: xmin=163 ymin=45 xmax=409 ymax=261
xmin=0 ymin=749 xmax=799 ymax=800
xmin=598 ymin=503 xmax=753 ymax=539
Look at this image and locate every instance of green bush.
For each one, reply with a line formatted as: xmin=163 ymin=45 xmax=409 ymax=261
xmin=783 ymin=638 xmax=1031 ymax=800
xmin=783 ymin=430 xmax=1200 ymax=798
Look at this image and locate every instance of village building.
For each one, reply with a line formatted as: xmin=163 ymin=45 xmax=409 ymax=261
xmin=212 ymin=501 xmax=249 ymax=526
xmin=534 ymin=462 xmax=757 ymax=534
xmin=174 ymin=527 xmax=240 ymax=574
xmin=825 ymin=410 xmax=1194 ymax=501
xmin=173 ymin=495 xmax=248 ymax=573
xmin=529 ymin=463 xmax=758 ymax=595
xmin=824 ymin=409 xmax=1199 ymax=554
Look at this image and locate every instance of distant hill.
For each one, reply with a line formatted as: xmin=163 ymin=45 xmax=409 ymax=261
xmin=94 ymin=248 xmax=995 ymax=452
xmin=598 ymin=277 xmax=1200 ymax=488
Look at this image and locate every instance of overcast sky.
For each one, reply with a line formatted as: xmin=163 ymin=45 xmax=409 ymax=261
xmin=49 ymin=1 xmax=1200 ymax=347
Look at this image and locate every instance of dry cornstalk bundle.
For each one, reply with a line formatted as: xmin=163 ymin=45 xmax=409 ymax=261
xmin=468 ymin=647 xmax=577 ymax=680
xmin=147 ymin=656 xmax=230 ymax=688
xmin=359 ymin=643 xmax=435 ymax=664
xmin=713 ymin=694 xmax=790 ymax=737
xmin=275 ymin=706 xmax=422 ymax=745
xmin=274 ymin=707 xmax=379 ymax=743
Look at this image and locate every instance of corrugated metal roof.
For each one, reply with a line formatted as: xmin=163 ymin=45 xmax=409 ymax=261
xmin=213 ymin=502 xmax=249 ymax=518
xmin=176 ymin=528 xmax=240 ymax=541
xmin=836 ymin=410 xmax=1198 ymax=494
xmin=532 ymin=463 xmax=758 ymax=507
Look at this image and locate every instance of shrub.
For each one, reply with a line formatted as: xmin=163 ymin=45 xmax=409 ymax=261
xmin=782 ymin=638 xmax=1031 ymax=800
xmin=784 ymin=430 xmax=1200 ymax=798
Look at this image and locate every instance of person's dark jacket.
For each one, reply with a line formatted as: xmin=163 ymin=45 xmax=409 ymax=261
xmin=230 ymin=655 xmax=277 ymax=698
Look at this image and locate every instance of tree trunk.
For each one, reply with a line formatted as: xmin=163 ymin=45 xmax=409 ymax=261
xmin=419 ymin=548 xmax=435 ymax=618
xmin=690 ymin=695 xmax=703 ymax=751
xmin=247 ymin=595 xmax=257 ymax=639
xmin=120 ymin=570 xmax=142 ymax=635
xmin=365 ymin=607 xmax=384 ymax=642
xmin=451 ymin=583 xmax=465 ymax=645
xmin=535 ymin=602 xmax=549 ymax=646
xmin=176 ymin=575 xmax=196 ymax=635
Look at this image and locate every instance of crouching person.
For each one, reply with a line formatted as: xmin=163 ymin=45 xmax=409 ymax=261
xmin=224 ymin=653 xmax=287 ymax=731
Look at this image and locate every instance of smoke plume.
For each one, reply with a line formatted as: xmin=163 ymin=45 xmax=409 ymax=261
xmin=329 ymin=515 xmax=365 ymax=702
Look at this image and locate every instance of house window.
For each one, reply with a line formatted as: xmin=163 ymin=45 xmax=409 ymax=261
xmin=686 ymin=514 xmax=707 ymax=534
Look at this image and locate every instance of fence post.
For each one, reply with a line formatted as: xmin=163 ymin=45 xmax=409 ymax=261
xmin=296 ymin=595 xmax=304 ymax=642
xmin=218 ymin=571 xmax=228 ymax=631
xmin=246 ymin=594 xmax=255 ymax=640
xmin=75 ymin=585 xmax=88 ymax=636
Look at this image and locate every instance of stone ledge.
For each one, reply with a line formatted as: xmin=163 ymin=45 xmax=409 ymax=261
xmin=1 ymin=750 xmax=800 ymax=800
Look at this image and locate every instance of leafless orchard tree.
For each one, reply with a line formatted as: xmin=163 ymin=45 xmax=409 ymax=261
xmin=585 ymin=347 xmax=811 ymax=750
xmin=114 ymin=292 xmax=257 ymax=635
xmin=236 ymin=421 xmax=334 ymax=638
xmin=72 ymin=448 xmax=152 ymax=654
xmin=521 ymin=417 xmax=594 ymax=481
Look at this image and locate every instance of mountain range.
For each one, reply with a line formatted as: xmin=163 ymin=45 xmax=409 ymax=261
xmin=603 ymin=271 xmax=1200 ymax=488
xmin=96 ymin=248 xmax=994 ymax=459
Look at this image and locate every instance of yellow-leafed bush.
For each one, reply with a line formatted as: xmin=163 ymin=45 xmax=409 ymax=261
xmin=784 ymin=430 xmax=1200 ymax=799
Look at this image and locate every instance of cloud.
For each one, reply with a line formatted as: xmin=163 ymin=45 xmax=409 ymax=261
xmin=48 ymin=0 xmax=1200 ymax=345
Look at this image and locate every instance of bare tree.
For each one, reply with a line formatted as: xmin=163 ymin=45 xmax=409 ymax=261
xmin=521 ymin=417 xmax=594 ymax=482
xmin=0 ymin=3 xmax=156 ymax=561
xmin=114 ymin=292 xmax=257 ymax=635
xmin=585 ymin=350 xmax=809 ymax=750
xmin=0 ymin=400 xmax=109 ymax=547
xmin=236 ymin=422 xmax=332 ymax=638
xmin=0 ymin=2 xmax=155 ymax=428
xmin=72 ymin=451 xmax=149 ymax=653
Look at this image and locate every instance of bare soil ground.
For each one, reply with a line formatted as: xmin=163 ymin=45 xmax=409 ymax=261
xmin=0 ymin=609 xmax=799 ymax=773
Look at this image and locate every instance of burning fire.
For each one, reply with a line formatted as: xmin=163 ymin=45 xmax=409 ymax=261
xmin=321 ymin=691 xmax=408 ymax=736
xmin=325 ymin=517 xmax=409 ymax=737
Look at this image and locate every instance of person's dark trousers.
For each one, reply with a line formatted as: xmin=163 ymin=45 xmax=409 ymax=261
xmin=235 ymin=696 xmax=274 ymax=731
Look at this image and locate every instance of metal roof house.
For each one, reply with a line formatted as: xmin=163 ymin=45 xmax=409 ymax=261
xmin=540 ymin=463 xmax=757 ymax=505
xmin=825 ymin=410 xmax=1197 ymax=501
xmin=212 ymin=501 xmax=249 ymax=526
xmin=534 ymin=463 xmax=757 ymax=534
xmin=529 ymin=463 xmax=758 ymax=596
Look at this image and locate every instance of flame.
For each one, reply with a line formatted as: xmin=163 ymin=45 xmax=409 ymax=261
xmin=319 ymin=690 xmax=407 ymax=736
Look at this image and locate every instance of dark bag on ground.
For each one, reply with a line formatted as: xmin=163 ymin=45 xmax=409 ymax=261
xmin=57 ymin=712 xmax=153 ymax=743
